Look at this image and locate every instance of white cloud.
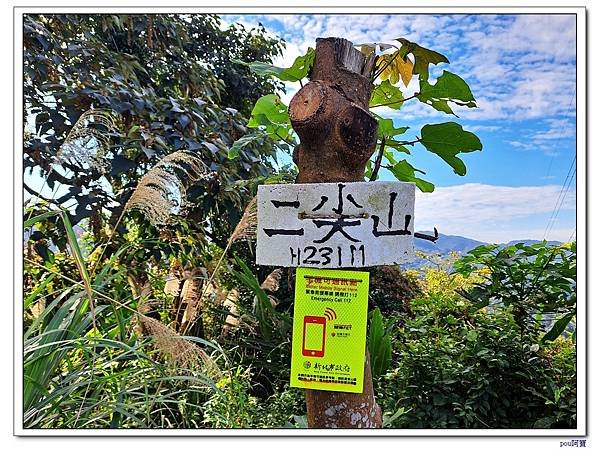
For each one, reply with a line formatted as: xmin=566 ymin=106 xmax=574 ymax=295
xmin=223 ymin=13 xmax=577 ymax=140
xmin=463 ymin=125 xmax=502 ymax=133
xmin=505 ymin=117 xmax=576 ymax=154
xmin=415 ymin=183 xmax=575 ymax=243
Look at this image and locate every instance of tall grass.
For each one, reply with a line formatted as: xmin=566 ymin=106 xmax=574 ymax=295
xmin=23 ymin=209 xmax=224 ymax=428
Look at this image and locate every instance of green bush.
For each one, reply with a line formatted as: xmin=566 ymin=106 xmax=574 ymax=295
xmin=202 ymin=367 xmax=305 ymax=428
xmin=378 ymin=243 xmax=576 ymax=429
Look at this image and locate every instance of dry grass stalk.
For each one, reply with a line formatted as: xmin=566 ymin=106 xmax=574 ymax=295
xmin=230 ymin=196 xmax=258 ymax=243
xmin=260 ymin=268 xmax=282 ymax=294
xmin=136 ymin=297 xmax=219 ymax=375
xmin=57 ymin=109 xmax=116 ymax=173
xmin=221 ymin=288 xmax=240 ymax=335
xmin=179 ymin=268 xmax=206 ymax=331
xmin=164 ymin=274 xmax=181 ymax=297
xmin=124 ymin=150 xmax=210 ymax=225
xmin=164 ymin=260 xmax=184 ymax=297
xmin=29 ymin=298 xmax=46 ymax=318
xmin=220 ymin=288 xmax=260 ymax=338
xmin=184 ymin=196 xmax=258 ymax=335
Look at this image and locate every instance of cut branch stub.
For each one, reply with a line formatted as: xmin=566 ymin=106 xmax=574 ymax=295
xmin=290 ymin=37 xmax=383 ymax=429
xmin=290 ymin=37 xmax=378 ymax=184
xmin=335 ymin=103 xmax=378 ymax=163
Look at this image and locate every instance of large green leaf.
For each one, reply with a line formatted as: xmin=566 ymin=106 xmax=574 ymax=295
xmin=397 ymin=38 xmax=449 ymax=81
xmin=388 ymin=160 xmax=435 ymax=193
xmin=542 ymin=312 xmax=575 ymax=342
xmin=420 ymin=70 xmax=475 ymax=102
xmin=233 ymin=47 xmax=315 ymax=82
xmin=377 ymin=117 xmax=409 ymax=139
xmin=247 ymin=94 xmax=293 ymax=141
xmin=419 ymin=70 xmax=477 ymax=115
xmin=370 ymin=79 xmax=404 ymax=109
xmin=368 ymin=308 xmax=392 ymax=379
xmin=231 ymin=256 xmax=275 ymax=341
xmin=420 ymin=122 xmax=483 ymax=176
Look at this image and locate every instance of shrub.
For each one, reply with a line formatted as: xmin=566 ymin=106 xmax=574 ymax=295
xmin=378 ymin=243 xmax=577 ymax=429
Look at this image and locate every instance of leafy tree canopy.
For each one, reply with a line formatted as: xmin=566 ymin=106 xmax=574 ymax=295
xmin=24 ymin=14 xmax=288 ymax=267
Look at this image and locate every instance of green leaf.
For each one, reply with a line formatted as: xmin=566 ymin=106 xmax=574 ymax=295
xmin=233 ymin=47 xmax=315 ymax=82
xmin=397 ymin=38 xmax=449 ymax=81
xmin=466 ymin=330 xmax=478 ymax=342
xmin=420 ymin=122 xmax=483 ymax=176
xmin=420 ymin=71 xmax=475 ymax=103
xmin=383 ymin=150 xmax=397 ymax=165
xmin=367 ymin=308 xmax=392 ymax=379
xmin=419 ymin=71 xmax=477 ymax=115
xmin=388 ymin=160 xmax=435 ymax=193
xmin=247 ymin=94 xmax=293 ymax=141
xmin=59 ymin=210 xmax=92 ymax=293
xmin=293 ymin=415 xmax=308 ymax=428
xmin=377 ymin=117 xmax=409 ymax=139
xmin=228 ymin=133 xmax=263 ymax=160
xmin=433 ymin=393 xmax=447 ymax=406
xmin=383 ymin=141 xmax=410 ymax=154
xmin=24 ymin=273 xmax=56 ymax=310
xmin=370 ymin=80 xmax=404 ymax=109
xmin=542 ymin=312 xmax=575 ymax=342
xmin=382 ymin=407 xmax=409 ymax=428
xmin=430 ymin=100 xmax=456 ymax=115
xmin=24 ymin=210 xmax=61 ymax=228
xmin=127 ymin=124 xmax=140 ymax=138
xmin=364 ymin=160 xmax=374 ymax=180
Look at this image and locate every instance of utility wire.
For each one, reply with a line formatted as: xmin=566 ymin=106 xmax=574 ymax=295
xmin=543 ymin=90 xmax=576 ymax=180
xmin=543 ymin=154 xmax=576 ymax=241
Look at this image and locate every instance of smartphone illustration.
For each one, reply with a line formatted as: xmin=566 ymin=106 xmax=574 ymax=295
xmin=302 ymin=315 xmax=326 ymax=357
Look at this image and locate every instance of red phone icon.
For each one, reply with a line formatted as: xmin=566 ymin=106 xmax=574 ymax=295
xmin=302 ymin=316 xmax=326 ymax=357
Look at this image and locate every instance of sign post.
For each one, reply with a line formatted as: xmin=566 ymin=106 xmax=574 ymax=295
xmin=256 ymin=37 xmax=415 ymax=428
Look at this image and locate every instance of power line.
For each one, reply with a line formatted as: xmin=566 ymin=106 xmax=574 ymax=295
xmin=543 ymin=154 xmax=576 ymax=241
xmin=543 ymin=90 xmax=576 ymax=180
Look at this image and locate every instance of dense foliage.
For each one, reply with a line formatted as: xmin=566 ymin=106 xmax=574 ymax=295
xmin=379 ymin=247 xmax=576 ymax=428
xmin=25 ymin=14 xmax=286 ymax=266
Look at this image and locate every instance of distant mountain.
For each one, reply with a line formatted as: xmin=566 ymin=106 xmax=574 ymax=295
xmin=414 ymin=233 xmax=562 ymax=255
xmin=415 ymin=233 xmax=487 ymax=254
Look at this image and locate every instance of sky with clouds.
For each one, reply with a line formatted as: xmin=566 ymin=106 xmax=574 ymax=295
xmin=223 ymin=13 xmax=578 ymax=244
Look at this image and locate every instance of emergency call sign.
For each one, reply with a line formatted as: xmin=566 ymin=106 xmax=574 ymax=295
xmin=290 ymin=267 xmax=369 ymax=393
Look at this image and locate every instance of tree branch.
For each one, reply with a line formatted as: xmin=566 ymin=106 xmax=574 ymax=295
xmin=23 ymin=182 xmax=57 ymax=203
xmin=370 ymin=92 xmax=420 ymax=109
xmin=369 ymin=136 xmax=385 ymax=181
xmin=395 ymin=138 xmax=421 ymax=146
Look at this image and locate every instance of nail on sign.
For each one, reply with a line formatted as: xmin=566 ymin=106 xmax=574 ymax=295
xmin=256 ymin=181 xmax=415 ymax=268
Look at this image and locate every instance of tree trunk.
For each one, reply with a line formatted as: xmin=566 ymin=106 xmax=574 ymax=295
xmin=289 ymin=37 xmax=382 ymax=429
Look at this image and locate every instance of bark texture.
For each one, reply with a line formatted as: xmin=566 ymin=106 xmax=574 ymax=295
xmin=289 ymin=37 xmax=382 ymax=429
xmin=291 ymin=38 xmax=377 ymax=184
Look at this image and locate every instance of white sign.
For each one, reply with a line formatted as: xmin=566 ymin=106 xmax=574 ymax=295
xmin=256 ymin=181 xmax=415 ymax=268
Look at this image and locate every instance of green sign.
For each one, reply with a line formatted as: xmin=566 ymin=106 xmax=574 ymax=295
xmin=290 ymin=267 xmax=369 ymax=393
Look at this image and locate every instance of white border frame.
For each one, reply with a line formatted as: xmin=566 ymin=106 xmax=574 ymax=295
xmin=13 ymin=5 xmax=587 ymax=437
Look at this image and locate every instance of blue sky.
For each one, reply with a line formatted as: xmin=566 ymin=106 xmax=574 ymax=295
xmin=223 ymin=13 xmax=577 ymax=244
